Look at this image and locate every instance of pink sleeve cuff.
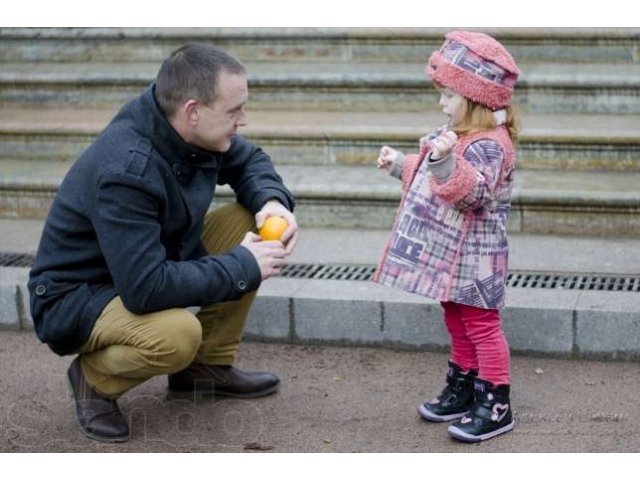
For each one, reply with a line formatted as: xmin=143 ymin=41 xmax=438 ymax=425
xmin=428 ymin=155 xmax=478 ymax=204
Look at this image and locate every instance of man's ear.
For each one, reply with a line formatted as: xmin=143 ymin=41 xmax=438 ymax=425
xmin=183 ymin=99 xmax=199 ymax=126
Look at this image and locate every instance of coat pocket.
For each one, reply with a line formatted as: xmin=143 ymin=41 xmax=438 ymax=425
xmin=30 ymin=281 xmax=92 ymax=348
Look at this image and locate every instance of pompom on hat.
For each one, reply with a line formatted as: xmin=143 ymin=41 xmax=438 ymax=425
xmin=426 ymin=31 xmax=520 ymax=110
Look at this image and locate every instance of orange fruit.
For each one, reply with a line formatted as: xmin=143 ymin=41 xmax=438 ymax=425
xmin=259 ymin=216 xmax=288 ymax=241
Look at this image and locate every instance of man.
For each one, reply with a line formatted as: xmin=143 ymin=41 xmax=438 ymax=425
xmin=28 ymin=44 xmax=298 ymax=443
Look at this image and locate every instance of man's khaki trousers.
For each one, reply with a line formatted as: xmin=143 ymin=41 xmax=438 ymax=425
xmin=77 ymin=203 xmax=258 ymax=399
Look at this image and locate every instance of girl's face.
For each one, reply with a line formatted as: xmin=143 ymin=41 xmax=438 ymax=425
xmin=438 ymin=88 xmax=466 ymax=127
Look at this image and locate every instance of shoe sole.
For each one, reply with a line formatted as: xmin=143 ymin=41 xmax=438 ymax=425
xmin=418 ymin=403 xmax=469 ymax=423
xmin=66 ymin=377 xmax=130 ymax=443
xmin=447 ymin=420 xmax=515 ymax=443
xmin=167 ymin=383 xmax=280 ymax=400
xmin=76 ymin=427 xmax=130 ymax=443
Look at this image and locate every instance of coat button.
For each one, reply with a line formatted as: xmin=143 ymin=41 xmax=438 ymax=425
xmin=237 ymin=280 xmax=247 ymax=291
xmin=35 ymin=284 xmax=47 ymax=296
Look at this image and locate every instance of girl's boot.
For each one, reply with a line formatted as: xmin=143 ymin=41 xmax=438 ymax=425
xmin=418 ymin=361 xmax=478 ymax=422
xmin=447 ymin=378 xmax=514 ymax=442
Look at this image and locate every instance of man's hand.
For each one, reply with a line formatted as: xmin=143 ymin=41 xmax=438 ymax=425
xmin=240 ymin=232 xmax=287 ymax=281
xmin=255 ymin=200 xmax=299 ymax=255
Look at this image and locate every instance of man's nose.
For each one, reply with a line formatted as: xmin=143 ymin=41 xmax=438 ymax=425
xmin=237 ymin=110 xmax=248 ymax=127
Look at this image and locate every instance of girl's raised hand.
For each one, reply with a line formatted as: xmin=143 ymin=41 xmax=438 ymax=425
xmin=429 ymin=131 xmax=458 ymax=160
xmin=377 ymin=146 xmax=398 ymax=171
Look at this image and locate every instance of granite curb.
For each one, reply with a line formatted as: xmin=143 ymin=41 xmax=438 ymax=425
xmin=4 ymin=268 xmax=638 ymax=361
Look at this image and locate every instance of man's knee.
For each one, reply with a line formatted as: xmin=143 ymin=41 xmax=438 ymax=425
xmin=159 ymin=310 xmax=202 ymax=371
xmin=207 ymin=202 xmax=255 ymax=226
xmin=202 ymin=203 xmax=257 ymax=255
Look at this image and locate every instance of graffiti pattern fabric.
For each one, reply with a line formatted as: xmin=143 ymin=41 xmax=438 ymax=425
xmin=375 ymin=127 xmax=515 ymax=310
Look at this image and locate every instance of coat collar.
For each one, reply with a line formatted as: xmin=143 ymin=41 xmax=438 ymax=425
xmin=139 ymin=85 xmax=222 ymax=171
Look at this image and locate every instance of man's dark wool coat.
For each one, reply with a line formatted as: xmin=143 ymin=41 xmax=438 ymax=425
xmin=28 ymin=85 xmax=295 ymax=356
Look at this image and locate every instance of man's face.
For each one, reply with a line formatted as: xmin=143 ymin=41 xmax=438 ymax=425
xmin=192 ymin=72 xmax=248 ymax=152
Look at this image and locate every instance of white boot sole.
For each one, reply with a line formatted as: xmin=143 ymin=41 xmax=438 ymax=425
xmin=447 ymin=420 xmax=515 ymax=443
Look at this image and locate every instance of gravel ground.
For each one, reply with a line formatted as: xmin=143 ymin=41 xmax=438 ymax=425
xmin=1 ymin=331 xmax=639 ymax=453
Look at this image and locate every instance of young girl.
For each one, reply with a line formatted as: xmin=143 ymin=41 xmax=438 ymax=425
xmin=374 ymin=31 xmax=520 ymax=443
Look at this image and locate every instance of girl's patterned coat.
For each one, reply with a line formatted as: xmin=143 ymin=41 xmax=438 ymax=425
xmin=374 ymin=125 xmax=515 ymax=309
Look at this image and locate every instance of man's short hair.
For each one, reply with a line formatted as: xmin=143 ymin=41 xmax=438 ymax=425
xmin=155 ymin=44 xmax=246 ymax=118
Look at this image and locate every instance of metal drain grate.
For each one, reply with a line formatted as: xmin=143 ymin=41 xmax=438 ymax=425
xmin=282 ymin=263 xmax=376 ymax=281
xmin=1 ymin=253 xmax=638 ymax=292
xmin=281 ymin=263 xmax=640 ymax=292
xmin=0 ymin=252 xmax=36 ymax=268
xmin=506 ymin=271 xmax=640 ymax=292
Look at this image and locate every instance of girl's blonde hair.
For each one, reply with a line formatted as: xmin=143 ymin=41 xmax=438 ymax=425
xmin=435 ymin=83 xmax=520 ymax=143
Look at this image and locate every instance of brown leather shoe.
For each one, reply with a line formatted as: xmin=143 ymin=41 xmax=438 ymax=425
xmin=168 ymin=363 xmax=280 ymax=399
xmin=67 ymin=357 xmax=129 ymax=443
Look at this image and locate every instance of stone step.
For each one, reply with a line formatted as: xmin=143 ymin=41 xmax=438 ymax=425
xmin=1 ymin=61 xmax=639 ymax=114
xmin=2 ymin=108 xmax=639 ymax=172
xmin=1 ymin=160 xmax=639 ymax=236
xmin=1 ymin=27 xmax=637 ymax=64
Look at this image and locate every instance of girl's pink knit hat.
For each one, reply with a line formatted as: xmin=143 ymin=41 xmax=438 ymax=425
xmin=426 ymin=30 xmax=520 ymax=110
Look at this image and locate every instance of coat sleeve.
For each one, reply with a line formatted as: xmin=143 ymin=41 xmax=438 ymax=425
xmin=92 ymin=172 xmax=261 ymax=315
xmin=218 ymin=135 xmax=295 ymax=213
xmin=427 ymin=139 xmax=506 ymax=212
xmin=398 ymin=125 xmax=450 ymax=192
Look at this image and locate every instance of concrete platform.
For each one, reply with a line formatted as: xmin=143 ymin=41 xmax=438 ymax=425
xmin=247 ymin=229 xmax=640 ymax=360
xmin=2 ymin=220 xmax=640 ymax=360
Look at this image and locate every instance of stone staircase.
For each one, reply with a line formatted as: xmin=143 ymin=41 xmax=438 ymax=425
xmin=1 ymin=27 xmax=639 ymax=236
xmin=2 ymin=28 xmax=640 ymax=359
